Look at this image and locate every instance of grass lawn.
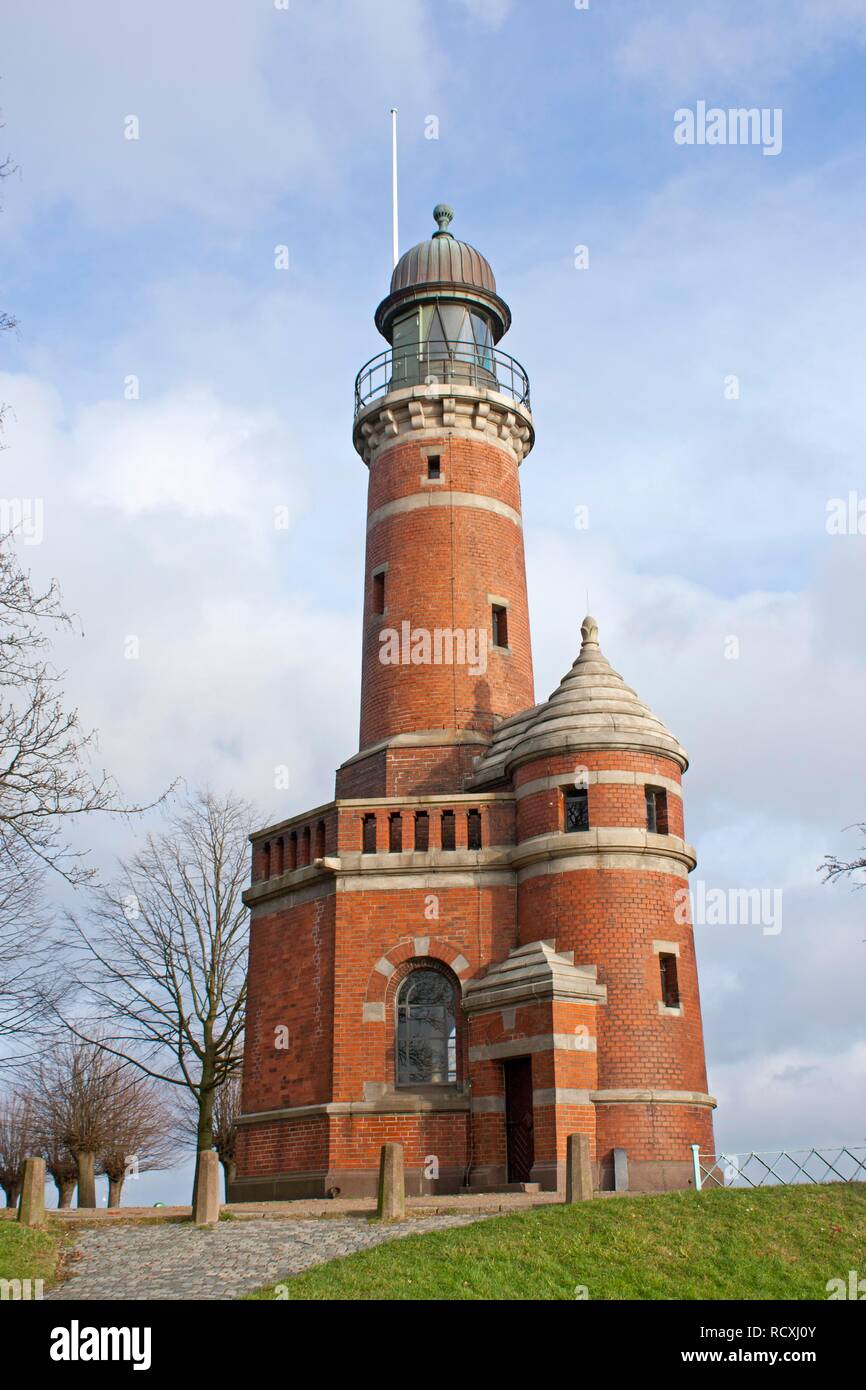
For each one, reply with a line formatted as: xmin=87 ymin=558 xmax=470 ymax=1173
xmin=0 ymin=1218 xmax=62 ymax=1292
xmin=249 ymin=1183 xmax=866 ymax=1301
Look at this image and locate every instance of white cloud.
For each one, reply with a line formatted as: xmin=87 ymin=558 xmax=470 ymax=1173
xmin=73 ymin=388 xmax=298 ymax=528
xmin=456 ymin=0 xmax=513 ymax=30
xmin=616 ymin=0 xmax=866 ymax=91
xmin=711 ymin=1042 xmax=866 ymax=1151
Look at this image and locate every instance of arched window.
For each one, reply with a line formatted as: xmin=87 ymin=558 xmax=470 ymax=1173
xmin=396 ymin=968 xmax=457 ymax=1086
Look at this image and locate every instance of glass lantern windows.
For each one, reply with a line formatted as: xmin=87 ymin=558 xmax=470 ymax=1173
xmin=387 ymin=303 xmax=497 ymax=390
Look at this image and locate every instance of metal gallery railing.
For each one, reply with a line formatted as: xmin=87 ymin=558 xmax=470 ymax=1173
xmin=354 ymin=341 xmax=531 ymax=416
xmin=691 ymin=1144 xmax=866 ymax=1190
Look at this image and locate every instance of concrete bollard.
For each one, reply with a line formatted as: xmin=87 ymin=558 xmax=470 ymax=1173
xmin=76 ymin=1152 xmax=96 ymax=1209
xmin=376 ymin=1142 xmax=406 ymax=1221
xmin=565 ymin=1133 xmax=593 ymax=1203
xmin=193 ymin=1150 xmax=221 ymax=1226
xmin=17 ymin=1157 xmax=46 ymax=1228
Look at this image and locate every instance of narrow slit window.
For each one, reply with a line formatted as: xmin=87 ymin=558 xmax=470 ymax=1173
xmin=362 ymin=813 xmax=377 ymax=854
xmin=275 ymin=837 xmax=285 ymax=876
xmin=301 ymin=825 xmax=311 ymax=866
xmin=491 ymin=603 xmax=509 ymax=648
xmin=646 ymin=786 xmax=669 ymax=835
xmin=441 ymin=809 xmax=456 ymax=851
xmin=427 ymin=454 xmax=441 ymax=480
xmin=261 ymin=841 xmax=271 ymax=879
xmin=315 ymin=819 xmax=326 ymax=858
xmin=389 ymin=812 xmax=402 ymax=853
xmin=659 ymin=953 xmax=680 ymax=1009
xmin=372 ymin=570 xmax=386 ymax=616
xmin=467 ymin=808 xmax=482 ymax=850
xmin=564 ymin=787 xmax=589 ymax=832
xmin=414 ymin=811 xmax=429 ymax=852
xmin=288 ymin=831 xmax=298 ymax=871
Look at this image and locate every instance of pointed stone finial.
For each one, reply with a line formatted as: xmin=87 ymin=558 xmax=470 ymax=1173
xmin=433 ymin=203 xmax=454 ymax=236
xmin=580 ymin=615 xmax=600 ymax=650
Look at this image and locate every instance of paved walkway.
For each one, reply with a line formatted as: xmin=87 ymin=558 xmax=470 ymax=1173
xmin=45 ymin=1212 xmax=497 ymax=1301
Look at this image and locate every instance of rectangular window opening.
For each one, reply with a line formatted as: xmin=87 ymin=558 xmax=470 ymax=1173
xmin=441 ymin=809 xmax=456 ymax=851
xmin=362 ymin=813 xmax=377 ymax=854
xmin=646 ymin=786 xmax=669 ymax=835
xmin=414 ymin=810 xmax=429 ymax=852
xmin=372 ymin=571 xmax=386 ymax=616
xmin=659 ymin=953 xmax=680 ymax=1009
xmin=427 ymin=454 xmax=441 ymax=480
xmin=388 ymin=812 xmax=402 ymax=854
xmin=564 ymin=787 xmax=589 ymax=833
xmin=491 ymin=603 xmax=509 ymax=649
xmin=467 ymin=808 xmax=482 ymax=850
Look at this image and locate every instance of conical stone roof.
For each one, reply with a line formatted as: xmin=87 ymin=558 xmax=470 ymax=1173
xmin=470 ymin=616 xmax=688 ymax=784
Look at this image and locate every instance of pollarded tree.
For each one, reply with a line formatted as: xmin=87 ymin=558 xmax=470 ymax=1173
xmin=99 ymin=1071 xmax=178 ymax=1207
xmin=29 ymin=1038 xmax=121 ymax=1208
xmin=0 ymin=1087 xmax=32 ymax=1207
xmin=66 ymin=789 xmax=251 ymax=1199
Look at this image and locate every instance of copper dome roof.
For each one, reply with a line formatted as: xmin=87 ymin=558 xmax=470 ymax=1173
xmin=375 ymin=204 xmax=511 ymax=342
xmin=390 ymin=204 xmax=497 ymax=296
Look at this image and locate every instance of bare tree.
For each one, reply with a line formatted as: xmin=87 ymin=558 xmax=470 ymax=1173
xmin=28 ymin=1039 xmax=120 ymax=1208
xmin=212 ymin=1072 xmax=241 ymax=1200
xmin=66 ymin=789 xmax=251 ymax=1198
xmin=0 ymin=1087 xmax=32 ymax=1207
xmin=0 ymin=533 xmax=171 ymax=1050
xmin=821 ymin=825 xmax=866 ymax=889
xmin=43 ymin=1136 xmax=78 ymax=1210
xmin=99 ymin=1072 xmax=178 ymax=1207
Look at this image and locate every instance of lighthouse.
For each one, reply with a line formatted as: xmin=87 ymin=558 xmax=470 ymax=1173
xmin=233 ymin=207 xmax=715 ymax=1199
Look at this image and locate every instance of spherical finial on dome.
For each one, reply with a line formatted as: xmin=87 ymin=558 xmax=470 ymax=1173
xmin=433 ymin=203 xmax=454 ymax=236
xmin=580 ymin=615 xmax=600 ymax=650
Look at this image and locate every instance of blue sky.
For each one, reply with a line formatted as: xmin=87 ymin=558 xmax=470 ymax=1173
xmin=2 ymin=0 xmax=866 ymax=1203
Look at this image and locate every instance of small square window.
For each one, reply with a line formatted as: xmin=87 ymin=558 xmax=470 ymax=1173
xmin=427 ymin=454 xmax=441 ymax=480
xmin=646 ymin=786 xmax=669 ymax=835
xmin=564 ymin=788 xmax=589 ymax=832
xmin=372 ymin=571 xmax=386 ymax=616
xmin=659 ymin=953 xmax=680 ymax=1009
xmin=492 ymin=604 xmax=509 ymax=648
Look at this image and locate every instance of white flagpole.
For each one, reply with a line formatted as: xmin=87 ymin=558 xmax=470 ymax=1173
xmin=390 ymin=107 xmax=399 ymax=268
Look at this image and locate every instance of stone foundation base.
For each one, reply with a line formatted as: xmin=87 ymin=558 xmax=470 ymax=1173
xmin=229 ymin=1164 xmax=467 ymax=1203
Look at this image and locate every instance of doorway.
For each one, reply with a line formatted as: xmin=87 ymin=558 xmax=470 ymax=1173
xmin=503 ymin=1056 xmax=534 ymax=1183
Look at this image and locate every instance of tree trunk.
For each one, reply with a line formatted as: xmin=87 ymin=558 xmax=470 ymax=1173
xmin=220 ymin=1157 xmax=236 ymax=1202
xmin=76 ymin=1151 xmax=97 ymax=1208
xmin=191 ymin=1061 xmax=217 ymax=1210
xmin=55 ymin=1177 xmax=76 ymax=1209
xmin=2 ymin=1180 xmax=22 ymax=1208
xmin=107 ymin=1176 xmax=124 ymax=1208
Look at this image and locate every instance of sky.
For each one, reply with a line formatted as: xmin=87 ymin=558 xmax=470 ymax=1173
xmin=1 ymin=0 xmax=865 ymax=1204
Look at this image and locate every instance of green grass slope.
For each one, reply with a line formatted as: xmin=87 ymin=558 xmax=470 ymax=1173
xmin=250 ymin=1184 xmax=866 ymax=1301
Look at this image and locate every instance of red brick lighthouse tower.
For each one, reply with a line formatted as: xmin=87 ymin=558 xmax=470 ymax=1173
xmin=233 ymin=206 xmax=715 ymax=1199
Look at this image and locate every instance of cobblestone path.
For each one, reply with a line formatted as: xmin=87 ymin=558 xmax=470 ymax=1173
xmin=46 ymin=1213 xmax=491 ymax=1301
